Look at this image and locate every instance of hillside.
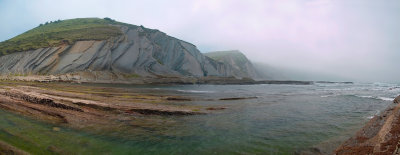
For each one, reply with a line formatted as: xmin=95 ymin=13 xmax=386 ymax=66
xmin=205 ymin=50 xmax=260 ymax=79
xmin=0 ymin=18 xmax=124 ymax=56
xmin=0 ymin=18 xmax=259 ymax=82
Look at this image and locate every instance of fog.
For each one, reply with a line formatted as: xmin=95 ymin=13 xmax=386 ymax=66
xmin=1 ymin=0 xmax=399 ymax=83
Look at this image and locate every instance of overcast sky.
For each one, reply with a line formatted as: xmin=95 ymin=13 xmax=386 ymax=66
xmin=0 ymin=0 xmax=399 ymax=82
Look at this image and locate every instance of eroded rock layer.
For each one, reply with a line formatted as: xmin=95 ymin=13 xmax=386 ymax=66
xmin=335 ymin=96 xmax=400 ymax=154
xmin=0 ymin=25 xmax=243 ymax=79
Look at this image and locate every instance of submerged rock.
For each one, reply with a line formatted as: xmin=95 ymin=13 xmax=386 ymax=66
xmin=166 ymin=97 xmax=192 ymax=101
xmin=52 ymin=127 xmax=61 ymax=132
xmin=219 ymin=97 xmax=258 ymax=100
xmin=206 ymin=107 xmax=226 ymax=111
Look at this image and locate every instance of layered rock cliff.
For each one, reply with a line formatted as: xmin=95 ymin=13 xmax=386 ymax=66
xmin=0 ymin=18 xmax=254 ymax=81
xmin=205 ymin=50 xmax=260 ymax=79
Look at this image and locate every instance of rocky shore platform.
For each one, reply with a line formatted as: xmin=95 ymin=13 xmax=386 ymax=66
xmin=335 ymin=95 xmax=400 ymax=154
xmin=0 ymin=80 xmax=250 ymax=153
xmin=0 ymin=80 xmax=239 ymax=139
xmin=0 ymin=80 xmax=221 ymax=127
xmin=0 ymin=74 xmax=320 ymax=85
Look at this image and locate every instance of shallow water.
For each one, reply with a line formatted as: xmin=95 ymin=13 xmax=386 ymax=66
xmin=1 ymin=82 xmax=399 ymax=154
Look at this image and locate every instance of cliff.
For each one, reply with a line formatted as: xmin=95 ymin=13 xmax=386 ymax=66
xmin=335 ymin=95 xmax=400 ymax=154
xmin=204 ymin=50 xmax=260 ymax=79
xmin=0 ymin=18 xmax=253 ymax=81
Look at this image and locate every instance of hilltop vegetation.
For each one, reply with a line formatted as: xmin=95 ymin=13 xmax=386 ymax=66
xmin=0 ymin=18 xmax=123 ymax=56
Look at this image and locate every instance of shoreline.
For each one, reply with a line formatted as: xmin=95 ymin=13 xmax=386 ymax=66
xmin=335 ymin=95 xmax=400 ymax=154
xmin=0 ymin=75 xmax=351 ymax=85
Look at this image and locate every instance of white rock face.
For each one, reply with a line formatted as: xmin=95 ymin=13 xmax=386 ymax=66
xmin=0 ymin=25 xmax=248 ymax=79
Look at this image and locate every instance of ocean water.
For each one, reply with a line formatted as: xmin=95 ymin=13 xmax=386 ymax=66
xmin=1 ymin=82 xmax=399 ymax=154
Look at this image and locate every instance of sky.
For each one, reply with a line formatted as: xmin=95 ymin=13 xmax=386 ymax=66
xmin=0 ymin=0 xmax=399 ymax=82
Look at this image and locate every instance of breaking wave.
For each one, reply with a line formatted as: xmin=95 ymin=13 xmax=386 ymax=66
xmin=354 ymin=95 xmax=393 ymax=101
xmin=321 ymin=94 xmax=394 ymax=102
xmin=176 ymin=90 xmax=214 ymax=93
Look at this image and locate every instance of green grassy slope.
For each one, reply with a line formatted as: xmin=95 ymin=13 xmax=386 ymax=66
xmin=0 ymin=18 xmax=123 ymax=56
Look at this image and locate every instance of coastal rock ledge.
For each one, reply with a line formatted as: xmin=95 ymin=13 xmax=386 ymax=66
xmin=335 ymin=95 xmax=400 ymax=154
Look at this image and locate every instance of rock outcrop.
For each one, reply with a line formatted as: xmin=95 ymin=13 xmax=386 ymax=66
xmin=0 ymin=19 xmax=255 ymax=80
xmin=335 ymin=95 xmax=400 ymax=154
xmin=204 ymin=50 xmax=261 ymax=79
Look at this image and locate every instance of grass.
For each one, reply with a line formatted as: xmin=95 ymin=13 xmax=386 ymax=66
xmin=0 ymin=18 xmax=123 ymax=56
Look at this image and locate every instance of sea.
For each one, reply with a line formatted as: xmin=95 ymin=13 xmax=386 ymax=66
xmin=1 ymin=82 xmax=399 ymax=154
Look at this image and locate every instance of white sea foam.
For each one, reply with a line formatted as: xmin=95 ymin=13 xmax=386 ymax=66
xmin=176 ymin=90 xmax=214 ymax=93
xmin=354 ymin=95 xmax=393 ymax=101
xmin=320 ymin=94 xmax=338 ymax=98
xmin=377 ymin=97 xmax=394 ymax=101
xmin=358 ymin=95 xmax=374 ymax=98
xmin=366 ymin=110 xmax=380 ymax=119
xmin=366 ymin=115 xmax=375 ymax=119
